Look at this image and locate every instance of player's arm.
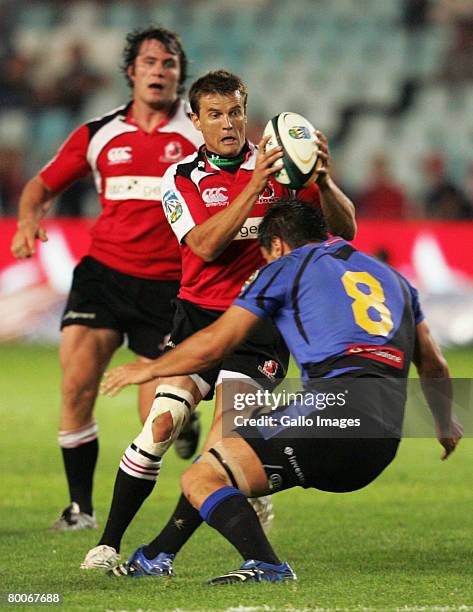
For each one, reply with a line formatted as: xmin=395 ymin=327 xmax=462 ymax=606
xmin=413 ymin=320 xmax=463 ymax=460
xmin=101 ymin=306 xmax=261 ymax=396
xmin=318 ymin=177 xmax=356 ymax=241
xmin=11 ymin=176 xmax=57 ymax=258
xmin=11 ymin=125 xmax=90 ymax=258
xmin=313 ymin=130 xmax=356 ymax=241
xmin=184 ymin=137 xmax=283 ymax=262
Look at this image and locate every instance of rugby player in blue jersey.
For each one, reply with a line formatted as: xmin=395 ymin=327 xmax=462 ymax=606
xmin=102 ymin=198 xmax=462 ymax=585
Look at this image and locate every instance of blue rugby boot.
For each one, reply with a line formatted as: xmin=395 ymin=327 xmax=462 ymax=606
xmin=207 ymin=559 xmax=296 ymax=585
xmin=107 ymin=547 xmax=175 ymax=578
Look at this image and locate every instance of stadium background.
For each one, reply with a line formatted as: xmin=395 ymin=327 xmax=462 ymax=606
xmin=1 ymin=0 xmax=473 ymax=344
xmin=1 ymin=1 xmax=472 ymax=610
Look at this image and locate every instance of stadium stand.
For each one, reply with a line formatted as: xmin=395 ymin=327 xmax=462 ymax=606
xmin=0 ymin=0 xmax=472 ymax=218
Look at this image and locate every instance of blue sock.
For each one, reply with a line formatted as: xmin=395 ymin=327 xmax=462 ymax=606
xmin=200 ymin=486 xmax=245 ymax=522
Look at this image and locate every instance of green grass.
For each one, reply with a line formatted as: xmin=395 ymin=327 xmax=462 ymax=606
xmin=0 ymin=344 xmax=472 ymax=612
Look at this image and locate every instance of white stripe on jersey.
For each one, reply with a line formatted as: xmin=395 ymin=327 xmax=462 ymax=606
xmin=240 ymin=142 xmax=258 ymax=170
xmin=105 ymin=176 xmax=162 ymax=201
xmin=86 ymin=116 xmax=137 ymax=192
xmin=159 ymin=100 xmax=204 ymax=150
xmin=190 ymin=165 xmax=216 ymax=187
xmin=161 ymin=161 xmax=198 ymax=243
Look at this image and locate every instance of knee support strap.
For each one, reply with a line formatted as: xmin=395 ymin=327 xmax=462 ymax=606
xmin=199 ymin=441 xmax=252 ymax=496
xmin=134 ymin=384 xmax=195 ymax=458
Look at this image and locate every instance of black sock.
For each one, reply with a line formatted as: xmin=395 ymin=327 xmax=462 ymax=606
xmin=61 ymin=439 xmax=98 ymax=515
xmin=143 ymin=493 xmax=203 ymax=559
xmin=98 ymin=469 xmax=156 ymax=553
xmin=206 ymin=495 xmax=280 ymax=565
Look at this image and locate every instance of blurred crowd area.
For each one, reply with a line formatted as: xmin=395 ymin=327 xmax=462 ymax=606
xmin=1 ymin=0 xmax=473 ymax=220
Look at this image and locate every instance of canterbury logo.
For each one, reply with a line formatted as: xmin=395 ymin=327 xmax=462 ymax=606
xmin=108 ymin=147 xmax=132 ymax=164
xmin=202 ymin=187 xmax=228 ymax=206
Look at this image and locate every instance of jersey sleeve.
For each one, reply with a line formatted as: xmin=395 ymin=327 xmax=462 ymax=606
xmin=407 ymin=281 xmax=424 ymax=325
xmin=234 ymin=259 xmax=292 ymax=318
xmin=161 ymin=164 xmax=210 ymax=242
xmin=397 ymin=272 xmax=425 ymax=325
xmin=39 ymin=125 xmax=91 ymax=193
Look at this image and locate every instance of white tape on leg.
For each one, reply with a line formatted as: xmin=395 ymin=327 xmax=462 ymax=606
xmin=133 ymin=385 xmax=195 ymax=458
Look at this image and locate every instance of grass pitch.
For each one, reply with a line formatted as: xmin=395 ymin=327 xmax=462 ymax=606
xmin=0 ymin=344 xmax=472 ymax=612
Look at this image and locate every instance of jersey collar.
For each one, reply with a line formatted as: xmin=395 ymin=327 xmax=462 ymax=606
xmin=290 ymin=238 xmax=345 ymax=257
xmin=125 ymin=99 xmax=182 ymax=129
xmin=199 ymin=141 xmax=257 ymax=173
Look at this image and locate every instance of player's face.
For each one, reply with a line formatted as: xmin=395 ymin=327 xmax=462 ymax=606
xmin=192 ymin=92 xmax=247 ymax=157
xmin=128 ymin=39 xmax=180 ymax=110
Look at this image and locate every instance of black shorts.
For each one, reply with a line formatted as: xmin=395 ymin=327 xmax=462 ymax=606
xmin=61 ymin=256 xmax=179 ymax=359
xmin=238 ymin=410 xmax=399 ymax=494
xmin=168 ymin=298 xmax=290 ymax=400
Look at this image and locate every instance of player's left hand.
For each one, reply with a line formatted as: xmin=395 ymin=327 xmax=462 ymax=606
xmin=437 ymin=414 xmax=463 ymax=460
xmin=101 ymin=363 xmax=157 ymax=396
xmin=314 ymin=130 xmax=331 ymax=186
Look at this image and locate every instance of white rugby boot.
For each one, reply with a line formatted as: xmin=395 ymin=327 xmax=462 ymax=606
xmin=80 ymin=545 xmax=121 ymax=570
xmin=50 ymin=502 xmax=97 ymax=532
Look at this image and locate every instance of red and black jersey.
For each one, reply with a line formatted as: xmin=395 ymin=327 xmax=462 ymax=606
xmin=40 ymin=100 xmax=203 ymax=280
xmin=161 ymin=142 xmax=320 ymax=310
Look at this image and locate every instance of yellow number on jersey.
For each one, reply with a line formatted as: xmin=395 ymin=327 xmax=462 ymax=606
xmin=341 ymin=271 xmax=394 ymax=336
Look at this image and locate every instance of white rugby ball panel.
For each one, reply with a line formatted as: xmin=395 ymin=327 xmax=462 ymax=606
xmin=277 ymin=112 xmax=318 ymax=175
xmin=263 ymin=112 xmax=320 ymax=189
xmin=262 ymin=118 xmax=292 ymax=185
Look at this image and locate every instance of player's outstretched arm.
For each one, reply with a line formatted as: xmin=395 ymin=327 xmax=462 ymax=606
xmin=101 ymin=306 xmax=260 ymax=396
xmin=184 ymin=137 xmax=284 ymax=262
xmin=314 ymin=130 xmax=357 ymax=241
xmin=11 ymin=176 xmax=56 ymax=258
xmin=413 ymin=320 xmax=463 ymax=459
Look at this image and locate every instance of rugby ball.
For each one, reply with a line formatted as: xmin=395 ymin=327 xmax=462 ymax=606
xmin=263 ymin=112 xmax=323 ymax=189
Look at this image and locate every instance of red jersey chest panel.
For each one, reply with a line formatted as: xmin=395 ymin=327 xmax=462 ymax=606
xmin=161 ymin=144 xmax=317 ymax=309
xmin=40 ymin=101 xmax=203 ymax=280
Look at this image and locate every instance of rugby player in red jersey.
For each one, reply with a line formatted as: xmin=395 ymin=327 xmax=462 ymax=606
xmin=10 ymin=26 xmax=203 ymax=532
xmin=81 ymin=70 xmax=357 ymax=572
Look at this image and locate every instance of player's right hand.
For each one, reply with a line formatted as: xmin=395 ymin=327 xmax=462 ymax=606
xmin=249 ymin=136 xmax=284 ymax=195
xmin=11 ymin=224 xmax=48 ymax=258
xmin=437 ymin=414 xmax=463 ymax=460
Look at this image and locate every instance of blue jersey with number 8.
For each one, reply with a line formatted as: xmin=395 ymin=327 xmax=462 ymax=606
xmin=235 ymin=238 xmax=424 ymax=380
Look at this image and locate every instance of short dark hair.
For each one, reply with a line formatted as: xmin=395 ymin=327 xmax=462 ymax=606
xmin=189 ymin=70 xmax=248 ymax=115
xmin=258 ymin=198 xmax=328 ymax=251
xmin=122 ymin=25 xmax=188 ymax=93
